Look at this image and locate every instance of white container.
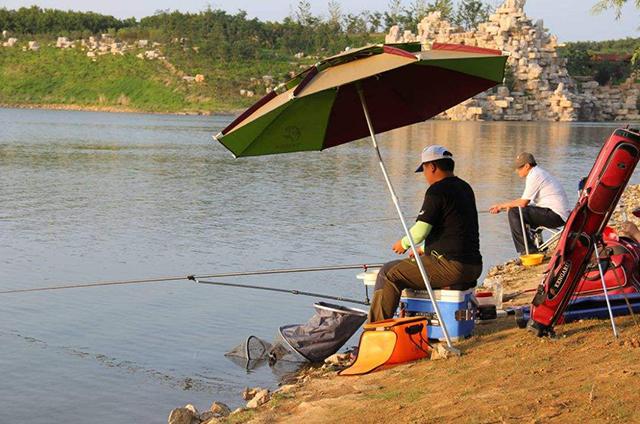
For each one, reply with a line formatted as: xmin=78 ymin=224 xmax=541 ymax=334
xmin=482 ymin=276 xmax=504 ymax=310
xmin=493 ymin=281 xmax=504 ymax=310
xmin=356 ymin=268 xmax=380 ymax=287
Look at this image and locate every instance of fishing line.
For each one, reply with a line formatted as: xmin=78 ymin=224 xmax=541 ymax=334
xmin=0 ymin=276 xmax=185 ymax=294
xmin=314 ymin=210 xmax=492 ymax=228
xmin=0 ymin=262 xmax=384 ymax=295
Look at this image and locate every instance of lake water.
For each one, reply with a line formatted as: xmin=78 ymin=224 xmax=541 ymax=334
xmin=0 ymin=107 xmax=634 ymax=423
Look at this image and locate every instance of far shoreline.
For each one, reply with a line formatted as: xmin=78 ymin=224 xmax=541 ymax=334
xmin=0 ymin=102 xmax=244 ymax=117
xmin=3 ymin=103 xmax=636 ymax=126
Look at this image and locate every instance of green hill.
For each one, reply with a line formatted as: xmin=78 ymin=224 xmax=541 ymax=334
xmin=0 ymin=4 xmax=637 ymax=114
xmin=0 ymin=6 xmax=380 ymax=113
xmin=0 ymin=42 xmax=323 ymax=113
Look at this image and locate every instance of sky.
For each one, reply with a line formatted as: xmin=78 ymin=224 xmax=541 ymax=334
xmin=2 ymin=0 xmax=639 ymax=42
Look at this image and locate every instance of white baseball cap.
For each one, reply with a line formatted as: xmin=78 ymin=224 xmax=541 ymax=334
xmin=415 ymin=145 xmax=454 ymax=172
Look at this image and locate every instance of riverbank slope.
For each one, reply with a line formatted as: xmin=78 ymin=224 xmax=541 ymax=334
xmin=238 ymin=318 xmax=640 ymax=423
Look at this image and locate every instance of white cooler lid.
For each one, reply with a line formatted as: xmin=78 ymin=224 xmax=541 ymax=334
xmin=401 ymin=288 xmax=474 ymax=302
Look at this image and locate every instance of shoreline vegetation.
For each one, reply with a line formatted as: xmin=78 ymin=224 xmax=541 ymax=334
xmin=170 ymin=185 xmax=640 ymax=424
xmin=0 ymin=102 xmax=240 ymax=115
xmin=1 ymin=3 xmax=639 ymax=116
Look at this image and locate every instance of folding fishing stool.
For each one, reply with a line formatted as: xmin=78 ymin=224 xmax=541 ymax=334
xmin=532 ymin=225 xmax=563 ymax=252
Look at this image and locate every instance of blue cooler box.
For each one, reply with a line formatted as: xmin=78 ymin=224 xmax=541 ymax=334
xmin=399 ymin=289 xmax=476 ymax=341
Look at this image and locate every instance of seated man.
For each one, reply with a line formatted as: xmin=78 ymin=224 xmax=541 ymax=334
xmin=368 ymin=145 xmax=483 ymax=323
xmin=489 ymin=152 xmax=571 ymax=255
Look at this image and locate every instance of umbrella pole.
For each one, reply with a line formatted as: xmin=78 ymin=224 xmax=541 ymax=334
xmin=357 ymin=86 xmax=458 ymax=352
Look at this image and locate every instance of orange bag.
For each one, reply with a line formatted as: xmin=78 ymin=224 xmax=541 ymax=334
xmin=339 ymin=316 xmax=430 ymax=376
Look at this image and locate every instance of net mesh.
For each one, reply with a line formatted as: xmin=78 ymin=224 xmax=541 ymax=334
xmin=225 ymin=302 xmax=367 ymax=367
xmin=225 ymin=335 xmax=272 ymax=360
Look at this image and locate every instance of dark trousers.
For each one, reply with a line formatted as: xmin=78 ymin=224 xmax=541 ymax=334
xmin=508 ymin=206 xmax=565 ymax=255
xmin=368 ymin=255 xmax=482 ymax=323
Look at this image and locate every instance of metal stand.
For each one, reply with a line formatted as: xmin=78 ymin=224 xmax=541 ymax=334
xmin=594 ymin=238 xmax=619 ymax=338
xmin=357 ymin=85 xmax=457 ymax=352
xmin=622 ymin=292 xmax=639 ymax=326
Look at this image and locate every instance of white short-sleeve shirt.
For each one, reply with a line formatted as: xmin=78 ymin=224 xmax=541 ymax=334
xmin=522 ymin=166 xmax=571 ymax=221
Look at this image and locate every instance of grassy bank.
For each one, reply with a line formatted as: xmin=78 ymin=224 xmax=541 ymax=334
xmin=0 ymin=43 xmax=319 ymax=114
xmin=0 ymin=45 xmax=188 ymax=112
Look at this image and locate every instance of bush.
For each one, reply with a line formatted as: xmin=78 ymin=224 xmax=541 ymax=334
xmin=560 ymin=37 xmax=640 ymax=84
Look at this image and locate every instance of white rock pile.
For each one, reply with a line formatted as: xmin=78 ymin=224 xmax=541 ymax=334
xmin=386 ymin=0 xmax=640 ymax=122
xmin=2 ymin=37 xmax=17 ymax=47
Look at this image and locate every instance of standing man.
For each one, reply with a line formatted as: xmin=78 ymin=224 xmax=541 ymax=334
xmin=489 ymin=152 xmax=571 ymax=255
xmin=369 ymin=145 xmax=483 ymax=323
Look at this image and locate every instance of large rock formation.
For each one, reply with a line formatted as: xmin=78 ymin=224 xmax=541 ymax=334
xmin=386 ymin=0 xmax=640 ymax=122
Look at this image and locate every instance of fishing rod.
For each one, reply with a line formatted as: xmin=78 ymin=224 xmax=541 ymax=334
xmin=197 ymin=263 xmax=384 ymax=279
xmin=188 ymin=276 xmax=370 ymax=306
xmin=0 ymin=262 xmax=384 ymax=295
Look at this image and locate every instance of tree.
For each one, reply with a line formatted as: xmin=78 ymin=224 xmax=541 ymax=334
xmin=367 ymin=11 xmax=383 ymax=32
xmin=427 ymin=0 xmax=454 ymax=21
xmin=0 ymin=6 xmax=130 ymax=34
xmin=592 ymin=0 xmax=640 ymax=70
xmin=408 ymin=0 xmax=430 ymax=22
xmin=294 ymin=1 xmax=317 ymax=26
xmin=327 ymin=0 xmax=342 ymax=25
xmin=455 ymin=0 xmax=492 ymax=30
xmin=384 ymin=0 xmax=404 ymax=29
xmin=343 ymin=12 xmax=368 ymax=34
xmin=592 ymin=0 xmax=640 ymax=18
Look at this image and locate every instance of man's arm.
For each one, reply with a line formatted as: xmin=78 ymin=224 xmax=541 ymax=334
xmin=392 ymin=221 xmax=433 ymax=254
xmin=489 ymin=198 xmax=530 ymax=214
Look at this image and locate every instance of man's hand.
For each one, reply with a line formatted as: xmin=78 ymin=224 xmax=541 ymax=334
xmin=408 ymin=246 xmax=425 ymax=258
xmin=392 ymin=239 xmax=407 ymax=254
xmin=489 ymin=204 xmax=503 ymax=214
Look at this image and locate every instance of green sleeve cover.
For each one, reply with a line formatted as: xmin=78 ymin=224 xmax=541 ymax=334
xmin=401 ymin=221 xmax=433 ymax=250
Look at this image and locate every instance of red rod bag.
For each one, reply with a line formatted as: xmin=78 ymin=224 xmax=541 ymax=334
xmin=528 ymin=128 xmax=640 ymax=336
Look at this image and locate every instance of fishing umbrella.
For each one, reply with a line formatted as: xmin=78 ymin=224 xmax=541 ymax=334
xmin=213 ymin=42 xmax=507 ymax=349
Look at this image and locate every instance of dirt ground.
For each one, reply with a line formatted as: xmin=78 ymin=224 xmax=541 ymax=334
xmin=234 ymin=316 xmax=640 ymax=424
xmin=229 ymin=254 xmax=640 ymax=424
xmin=224 ymin=187 xmax=640 ymax=424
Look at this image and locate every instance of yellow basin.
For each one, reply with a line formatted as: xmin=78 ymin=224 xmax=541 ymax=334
xmin=520 ymin=253 xmax=544 ymax=266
